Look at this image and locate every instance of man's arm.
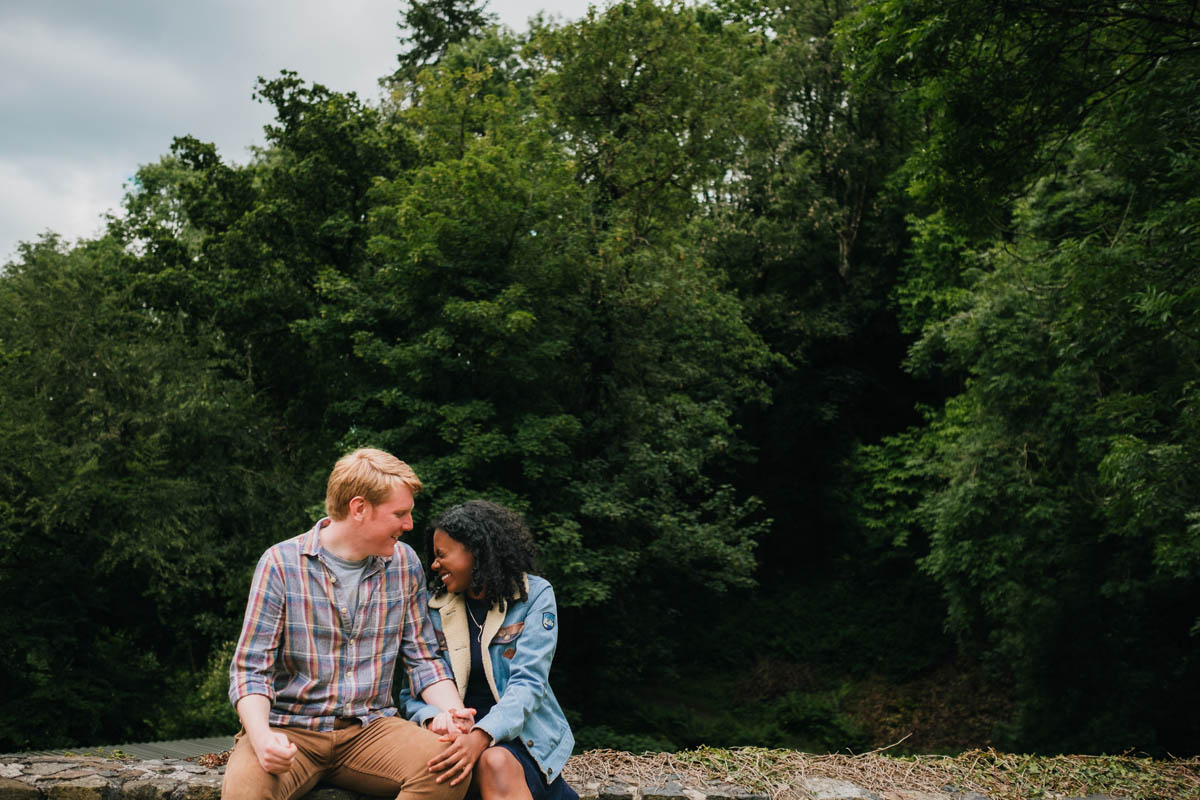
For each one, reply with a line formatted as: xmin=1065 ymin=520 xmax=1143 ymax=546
xmin=235 ymin=694 xmax=297 ymax=775
xmin=229 ymin=551 xmax=294 ymax=773
xmin=396 ymin=548 xmax=458 ymax=698
xmin=419 ymin=678 xmax=463 ymax=709
xmin=229 ymin=551 xmax=286 ymax=708
xmin=420 ymin=678 xmax=476 ymax=733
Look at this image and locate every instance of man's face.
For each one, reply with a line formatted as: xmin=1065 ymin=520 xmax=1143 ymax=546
xmin=357 ymin=485 xmax=415 ymax=557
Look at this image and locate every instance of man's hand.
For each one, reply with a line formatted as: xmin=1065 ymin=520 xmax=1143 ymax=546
xmin=429 ymin=707 xmax=476 ymax=735
xmin=236 ymin=695 xmax=297 ymax=775
xmin=427 ymin=728 xmax=490 ymax=785
xmin=251 ymin=729 xmax=298 ymax=775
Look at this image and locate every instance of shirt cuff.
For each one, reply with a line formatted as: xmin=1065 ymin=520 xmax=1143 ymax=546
xmin=407 ymin=661 xmax=455 ymax=698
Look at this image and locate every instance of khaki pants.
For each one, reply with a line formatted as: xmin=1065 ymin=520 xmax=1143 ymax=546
xmin=221 ymin=716 xmax=468 ymax=800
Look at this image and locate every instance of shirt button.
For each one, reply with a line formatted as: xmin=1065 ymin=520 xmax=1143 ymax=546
xmin=527 ymin=739 xmax=533 ymax=746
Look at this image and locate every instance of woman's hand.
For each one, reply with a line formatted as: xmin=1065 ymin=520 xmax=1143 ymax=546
xmin=427 ymin=728 xmax=491 ymax=785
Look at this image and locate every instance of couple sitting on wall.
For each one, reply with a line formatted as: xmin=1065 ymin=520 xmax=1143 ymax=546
xmin=222 ymin=448 xmax=578 ymax=800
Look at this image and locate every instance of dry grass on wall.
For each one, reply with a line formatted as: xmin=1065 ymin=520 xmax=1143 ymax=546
xmin=564 ymin=746 xmax=1200 ymax=800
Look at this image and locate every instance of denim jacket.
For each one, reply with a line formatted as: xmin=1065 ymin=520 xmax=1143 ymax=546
xmin=402 ymin=574 xmax=575 ymax=782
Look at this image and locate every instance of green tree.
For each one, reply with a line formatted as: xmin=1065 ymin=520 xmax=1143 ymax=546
xmin=394 ymin=0 xmax=498 ymax=88
xmin=114 ymin=73 xmax=422 ymax=456
xmin=848 ymin=0 xmax=1200 ymax=752
xmin=691 ymin=0 xmax=922 ymax=579
xmin=0 ymin=235 xmax=294 ymax=750
xmin=285 ymin=11 xmax=779 ymax=711
xmin=841 ymin=0 xmax=1200 ymax=231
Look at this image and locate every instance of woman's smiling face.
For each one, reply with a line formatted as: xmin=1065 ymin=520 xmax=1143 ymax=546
xmin=431 ymin=528 xmax=476 ymax=596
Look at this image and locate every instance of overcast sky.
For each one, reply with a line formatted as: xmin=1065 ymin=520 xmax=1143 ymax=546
xmin=1 ymin=0 xmax=596 ymax=263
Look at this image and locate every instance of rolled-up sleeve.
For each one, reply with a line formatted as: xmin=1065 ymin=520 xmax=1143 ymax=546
xmin=229 ymin=551 xmax=285 ymax=707
xmin=398 ymin=554 xmax=453 ymax=697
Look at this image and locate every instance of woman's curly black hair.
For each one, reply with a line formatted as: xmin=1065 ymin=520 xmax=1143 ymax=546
xmin=425 ymin=500 xmax=537 ymax=608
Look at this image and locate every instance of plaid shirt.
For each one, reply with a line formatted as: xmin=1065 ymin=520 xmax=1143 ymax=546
xmin=229 ymin=519 xmax=451 ymax=730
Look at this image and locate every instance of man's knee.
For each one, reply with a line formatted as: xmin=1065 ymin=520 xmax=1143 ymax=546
xmin=221 ymin=739 xmax=276 ymax=800
xmin=221 ymin=729 xmax=318 ymax=800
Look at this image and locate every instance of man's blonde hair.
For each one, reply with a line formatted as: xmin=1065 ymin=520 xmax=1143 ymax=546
xmin=325 ymin=448 xmax=423 ymax=520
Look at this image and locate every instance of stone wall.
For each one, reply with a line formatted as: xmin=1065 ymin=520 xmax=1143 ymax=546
xmin=7 ymin=752 xmax=1134 ymax=800
xmin=0 ymin=753 xmax=947 ymax=800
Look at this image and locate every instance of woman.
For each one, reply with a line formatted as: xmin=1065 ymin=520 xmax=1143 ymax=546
xmin=404 ymin=500 xmax=578 ymax=800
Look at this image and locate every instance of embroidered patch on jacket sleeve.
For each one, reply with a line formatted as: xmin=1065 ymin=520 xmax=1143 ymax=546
xmin=503 ymin=647 xmax=516 ymax=660
xmin=494 ymin=622 xmax=525 ymax=643
xmin=542 ymin=612 xmax=556 ymax=630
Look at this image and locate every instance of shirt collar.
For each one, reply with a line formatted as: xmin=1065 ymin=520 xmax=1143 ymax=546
xmin=300 ymin=518 xmax=392 ymax=567
xmin=301 ymin=519 xmax=328 ymax=557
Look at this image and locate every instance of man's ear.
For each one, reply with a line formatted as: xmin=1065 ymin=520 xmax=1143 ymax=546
xmin=348 ymin=496 xmax=368 ymax=520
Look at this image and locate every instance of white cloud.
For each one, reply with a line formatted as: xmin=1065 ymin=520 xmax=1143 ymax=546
xmin=0 ymin=0 xmax=598 ymax=260
xmin=0 ymin=157 xmax=125 ymax=264
xmin=0 ymin=16 xmax=195 ymax=103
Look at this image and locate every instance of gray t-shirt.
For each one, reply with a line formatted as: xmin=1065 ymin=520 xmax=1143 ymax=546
xmin=323 ymin=549 xmax=371 ymax=625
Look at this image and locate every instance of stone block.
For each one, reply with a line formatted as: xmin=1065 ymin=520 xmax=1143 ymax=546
xmin=121 ymin=778 xmax=179 ymax=799
xmin=600 ymin=783 xmax=638 ymax=800
xmin=51 ymin=768 xmax=100 ymax=780
xmin=797 ymin=776 xmax=882 ymax=800
xmin=701 ymin=783 xmax=767 ymax=800
xmin=179 ymin=773 xmax=223 ymax=799
xmin=45 ymin=773 xmax=114 ymax=799
xmin=643 ymin=779 xmax=689 ymax=800
xmin=27 ymin=761 xmax=76 ymax=775
xmin=0 ymin=776 xmax=39 ymax=800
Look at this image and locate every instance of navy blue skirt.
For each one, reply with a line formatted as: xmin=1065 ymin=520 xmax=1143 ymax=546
xmin=495 ymin=741 xmax=578 ymax=800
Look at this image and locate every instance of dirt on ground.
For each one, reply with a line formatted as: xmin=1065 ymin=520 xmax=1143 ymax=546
xmin=844 ymin=657 xmax=1016 ymax=755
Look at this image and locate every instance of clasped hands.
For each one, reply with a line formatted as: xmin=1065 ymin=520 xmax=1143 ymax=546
xmin=427 ymin=706 xmax=491 ymax=786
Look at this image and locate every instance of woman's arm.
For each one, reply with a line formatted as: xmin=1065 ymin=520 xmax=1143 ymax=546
xmin=473 ymin=579 xmax=559 ymax=745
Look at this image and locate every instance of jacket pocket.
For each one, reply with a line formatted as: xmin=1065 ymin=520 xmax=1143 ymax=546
xmin=492 ymin=622 xmax=524 ymax=643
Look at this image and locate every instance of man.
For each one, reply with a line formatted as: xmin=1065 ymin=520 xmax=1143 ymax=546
xmin=223 ymin=448 xmax=473 ymax=800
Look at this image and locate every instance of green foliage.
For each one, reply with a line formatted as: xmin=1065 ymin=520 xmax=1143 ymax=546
xmin=394 ymin=0 xmax=497 ymax=86
xmin=777 ymin=687 xmax=869 ymax=753
xmin=155 ymin=641 xmax=240 ymax=739
xmin=840 ymin=0 xmax=1200 ymax=232
xmin=844 ymin=3 xmax=1200 ymax=753
xmin=5 ymin=0 xmax=1198 ymax=758
xmin=573 ymin=725 xmax=677 ymax=754
xmin=573 ymin=677 xmax=869 ymax=755
xmin=307 ymin=28 xmax=776 ymax=679
xmin=0 ymin=236 xmax=296 ymax=750
xmin=535 ymin=0 xmax=769 ymax=235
